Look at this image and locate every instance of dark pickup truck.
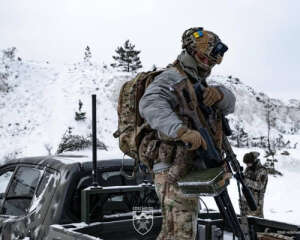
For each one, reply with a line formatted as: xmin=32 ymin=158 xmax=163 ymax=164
xmin=0 ymin=154 xmax=299 ymax=240
xmin=0 ymin=154 xmax=161 ymax=240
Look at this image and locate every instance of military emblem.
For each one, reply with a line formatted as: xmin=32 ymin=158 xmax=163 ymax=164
xmin=132 ymin=207 xmax=153 ymax=235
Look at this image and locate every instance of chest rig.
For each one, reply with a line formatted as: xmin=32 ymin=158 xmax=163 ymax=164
xmin=172 ymin=61 xmax=224 ymax=153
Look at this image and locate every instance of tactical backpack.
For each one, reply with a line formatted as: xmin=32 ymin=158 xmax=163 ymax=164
xmin=113 ymin=70 xmax=163 ymax=161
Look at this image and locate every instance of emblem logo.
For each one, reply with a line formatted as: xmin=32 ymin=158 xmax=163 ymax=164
xmin=132 ymin=207 xmax=154 ymax=235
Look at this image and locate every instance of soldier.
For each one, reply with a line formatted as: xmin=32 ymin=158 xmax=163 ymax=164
xmin=239 ymin=151 xmax=268 ymax=218
xmin=138 ymin=27 xmax=236 ymax=240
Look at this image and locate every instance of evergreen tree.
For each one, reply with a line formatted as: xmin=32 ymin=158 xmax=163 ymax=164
xmin=264 ymin=99 xmax=279 ymax=172
xmin=84 ymin=46 xmax=92 ymax=63
xmin=2 ymin=47 xmax=16 ymax=60
xmin=111 ymin=40 xmax=142 ymax=72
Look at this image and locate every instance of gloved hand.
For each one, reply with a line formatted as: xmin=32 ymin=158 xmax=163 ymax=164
xmin=177 ymin=126 xmax=207 ymax=151
xmin=203 ymin=87 xmax=223 ymax=106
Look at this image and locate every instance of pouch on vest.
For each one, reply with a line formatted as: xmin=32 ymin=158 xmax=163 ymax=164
xmin=138 ymin=131 xmax=160 ymax=171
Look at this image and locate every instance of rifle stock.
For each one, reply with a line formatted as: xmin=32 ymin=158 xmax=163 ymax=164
xmin=223 ymin=137 xmax=257 ymax=211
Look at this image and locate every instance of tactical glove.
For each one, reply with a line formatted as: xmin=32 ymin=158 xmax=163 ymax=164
xmin=177 ymin=126 xmax=207 ymax=151
xmin=203 ymin=87 xmax=223 ymax=107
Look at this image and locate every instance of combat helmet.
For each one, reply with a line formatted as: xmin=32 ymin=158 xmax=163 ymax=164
xmin=243 ymin=151 xmax=260 ymax=164
xmin=182 ymin=27 xmax=228 ymax=71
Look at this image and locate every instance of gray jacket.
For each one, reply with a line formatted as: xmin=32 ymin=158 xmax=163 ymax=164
xmin=139 ymin=53 xmax=236 ymax=139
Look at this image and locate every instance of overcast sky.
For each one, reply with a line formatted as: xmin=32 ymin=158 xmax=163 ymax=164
xmin=0 ymin=0 xmax=299 ymax=101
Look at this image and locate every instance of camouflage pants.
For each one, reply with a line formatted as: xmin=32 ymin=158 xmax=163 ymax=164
xmin=154 ymin=170 xmax=198 ymax=240
xmin=239 ymin=193 xmax=264 ymax=218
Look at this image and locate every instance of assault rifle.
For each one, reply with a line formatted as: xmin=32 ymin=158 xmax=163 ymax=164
xmin=193 ymin=82 xmax=257 ymax=211
xmin=173 ymin=79 xmax=257 ymax=240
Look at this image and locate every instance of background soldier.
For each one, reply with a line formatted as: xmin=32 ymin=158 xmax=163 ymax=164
xmin=239 ymin=151 xmax=268 ymax=218
xmin=139 ymin=27 xmax=236 ymax=240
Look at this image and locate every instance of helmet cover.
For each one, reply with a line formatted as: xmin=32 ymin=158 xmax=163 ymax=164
xmin=243 ymin=151 xmax=260 ymax=164
xmin=182 ymin=27 xmax=227 ymax=71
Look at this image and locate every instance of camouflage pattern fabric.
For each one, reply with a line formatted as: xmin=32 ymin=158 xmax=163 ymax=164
xmin=138 ymin=131 xmax=160 ymax=171
xmin=181 ymin=27 xmax=225 ymax=65
xmin=166 ymin=143 xmax=195 ymax=183
xmin=114 ymin=70 xmax=163 ymax=159
xmin=239 ymin=160 xmax=268 ymax=218
xmin=155 ymin=170 xmax=198 ymax=240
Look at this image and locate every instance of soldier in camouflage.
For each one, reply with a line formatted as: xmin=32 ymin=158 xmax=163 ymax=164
xmin=139 ymin=27 xmax=236 ymax=240
xmin=239 ymin=151 xmax=268 ymax=218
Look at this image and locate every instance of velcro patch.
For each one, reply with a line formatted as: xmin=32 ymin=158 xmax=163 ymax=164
xmin=193 ymin=30 xmax=203 ymax=39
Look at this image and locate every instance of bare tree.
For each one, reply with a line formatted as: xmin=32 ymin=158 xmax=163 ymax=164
xmin=44 ymin=143 xmax=53 ymax=156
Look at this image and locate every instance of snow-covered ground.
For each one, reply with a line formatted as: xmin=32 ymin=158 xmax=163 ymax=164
xmin=0 ymin=52 xmax=300 ymax=225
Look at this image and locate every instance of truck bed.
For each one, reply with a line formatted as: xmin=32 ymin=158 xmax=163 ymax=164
xmin=46 ymin=212 xmax=300 ymax=240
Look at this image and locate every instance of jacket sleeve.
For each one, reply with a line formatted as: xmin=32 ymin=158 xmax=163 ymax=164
xmin=245 ymin=168 xmax=268 ymax=191
xmin=214 ymin=86 xmax=236 ymax=115
xmin=139 ymin=69 xmax=184 ymax=138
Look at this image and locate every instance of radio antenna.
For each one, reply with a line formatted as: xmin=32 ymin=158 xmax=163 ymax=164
xmin=92 ymin=94 xmax=100 ymax=187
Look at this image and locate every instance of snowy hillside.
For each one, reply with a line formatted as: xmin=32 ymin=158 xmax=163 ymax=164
xmin=1 ymin=49 xmax=300 ymax=224
xmin=209 ymin=75 xmax=300 ymax=148
xmin=0 ymin=51 xmax=132 ymax=159
xmin=2 ymin=55 xmax=299 ymax=160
